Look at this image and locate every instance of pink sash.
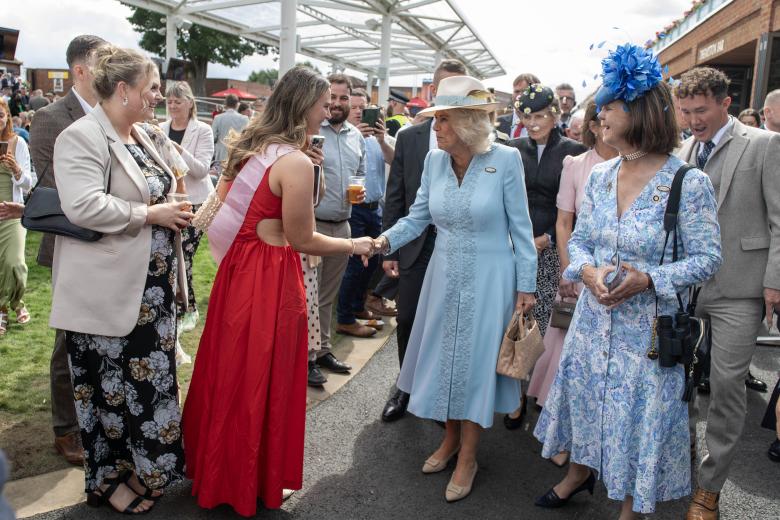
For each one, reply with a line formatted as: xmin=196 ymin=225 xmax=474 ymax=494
xmin=207 ymin=143 xmax=296 ymax=264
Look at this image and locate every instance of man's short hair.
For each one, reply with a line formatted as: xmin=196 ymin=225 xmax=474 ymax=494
xmin=436 ymin=59 xmax=467 ymax=76
xmin=675 ymin=67 xmax=730 ymax=102
xmin=237 ymin=102 xmax=250 ymax=113
xmin=764 ymin=89 xmax=780 ymax=107
xmin=65 ymin=35 xmax=107 ymax=68
xmin=224 ymin=94 xmax=239 ymax=108
xmin=513 ymin=73 xmax=541 ymax=87
xmin=556 ymin=82 xmax=575 ymax=92
xmin=351 ymin=88 xmax=370 ymax=101
xmin=328 ymin=73 xmax=353 ymax=94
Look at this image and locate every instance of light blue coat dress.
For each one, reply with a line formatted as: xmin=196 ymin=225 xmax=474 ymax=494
xmin=383 ymin=143 xmax=538 ymax=428
xmin=533 ymin=156 xmax=722 ymax=513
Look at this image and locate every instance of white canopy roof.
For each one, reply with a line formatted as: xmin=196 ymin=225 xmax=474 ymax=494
xmin=120 ymin=0 xmax=504 ymax=80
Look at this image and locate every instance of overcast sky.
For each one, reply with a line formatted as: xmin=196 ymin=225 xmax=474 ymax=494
xmin=7 ymin=0 xmax=690 ymax=99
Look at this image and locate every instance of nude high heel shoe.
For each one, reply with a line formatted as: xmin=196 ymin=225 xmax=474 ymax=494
xmin=445 ymin=462 xmax=478 ymax=503
xmin=422 ymin=447 xmax=459 ymax=474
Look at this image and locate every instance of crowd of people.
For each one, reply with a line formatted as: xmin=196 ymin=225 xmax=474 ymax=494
xmin=0 ymin=32 xmax=778 ymax=520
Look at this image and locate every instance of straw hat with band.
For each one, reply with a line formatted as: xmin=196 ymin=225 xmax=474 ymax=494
xmin=417 ymin=76 xmax=502 ymax=118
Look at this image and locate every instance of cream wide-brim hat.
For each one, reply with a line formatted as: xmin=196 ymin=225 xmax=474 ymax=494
xmin=416 ymin=75 xmax=502 ymax=118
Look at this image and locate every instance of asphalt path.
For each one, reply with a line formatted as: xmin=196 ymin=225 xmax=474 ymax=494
xmin=30 ymin=337 xmax=779 ymax=520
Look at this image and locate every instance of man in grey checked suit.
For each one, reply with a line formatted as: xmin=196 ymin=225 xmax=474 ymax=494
xmin=29 ymin=34 xmax=108 ymax=466
xmin=211 ymin=94 xmax=249 ymax=169
xmin=675 ymin=67 xmax=780 ymax=520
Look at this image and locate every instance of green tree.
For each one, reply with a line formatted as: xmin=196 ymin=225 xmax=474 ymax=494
xmin=125 ymin=5 xmax=271 ymax=95
xmin=248 ymin=61 xmax=321 ymax=86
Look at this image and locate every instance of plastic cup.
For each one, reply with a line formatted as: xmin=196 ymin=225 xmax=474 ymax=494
xmin=348 ymin=176 xmax=365 ymax=205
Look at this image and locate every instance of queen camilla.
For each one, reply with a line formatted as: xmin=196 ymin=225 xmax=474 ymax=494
xmin=374 ymin=75 xmax=538 ymax=503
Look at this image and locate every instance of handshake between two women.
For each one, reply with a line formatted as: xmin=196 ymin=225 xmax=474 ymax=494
xmin=349 ymin=235 xmax=391 ymax=266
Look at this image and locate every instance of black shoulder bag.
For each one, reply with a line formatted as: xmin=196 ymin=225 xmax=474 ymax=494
xmin=646 ymin=164 xmax=710 ymax=402
xmin=22 ymin=147 xmax=111 ymax=242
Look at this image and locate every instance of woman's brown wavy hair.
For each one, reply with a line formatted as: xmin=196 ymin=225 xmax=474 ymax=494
xmin=222 ymin=66 xmax=330 ymax=180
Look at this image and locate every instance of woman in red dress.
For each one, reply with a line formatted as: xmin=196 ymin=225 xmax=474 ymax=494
xmin=182 ymin=66 xmax=374 ymax=517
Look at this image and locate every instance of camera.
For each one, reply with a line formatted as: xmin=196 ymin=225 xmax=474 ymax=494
xmin=654 ymin=312 xmax=696 ymax=368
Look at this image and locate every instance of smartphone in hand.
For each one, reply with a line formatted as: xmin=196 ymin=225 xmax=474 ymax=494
xmin=310 ymin=135 xmax=325 ymax=150
xmin=361 ymin=107 xmax=380 ymax=128
xmin=0 ymin=142 xmax=8 ymax=156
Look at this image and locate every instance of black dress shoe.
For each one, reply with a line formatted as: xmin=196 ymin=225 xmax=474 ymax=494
xmin=745 ymin=371 xmax=768 ymax=392
xmin=504 ymin=394 xmax=528 ymax=430
xmin=316 ymin=352 xmax=352 ymax=373
xmin=697 ymin=376 xmax=711 ymax=394
xmin=381 ymin=389 xmax=409 ymax=422
xmin=535 ymin=471 xmax=596 ymax=508
xmin=768 ymin=439 xmax=780 ymax=462
xmin=308 ymin=361 xmax=327 ymax=387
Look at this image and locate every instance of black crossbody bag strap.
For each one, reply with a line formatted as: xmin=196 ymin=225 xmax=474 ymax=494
xmin=655 ymin=164 xmax=695 ymax=317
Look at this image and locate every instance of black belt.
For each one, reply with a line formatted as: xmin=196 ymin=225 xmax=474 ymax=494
xmin=356 ymin=201 xmax=380 ymax=210
xmin=316 ymin=218 xmax=348 ymax=224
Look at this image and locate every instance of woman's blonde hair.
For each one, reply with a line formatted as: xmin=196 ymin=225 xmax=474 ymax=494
xmin=166 ymin=81 xmax=197 ymax=120
xmin=222 ymin=66 xmax=330 ymax=180
xmin=448 ymin=108 xmax=495 ymax=154
xmin=92 ymin=45 xmax=156 ymax=100
xmin=0 ymin=99 xmax=14 ymax=141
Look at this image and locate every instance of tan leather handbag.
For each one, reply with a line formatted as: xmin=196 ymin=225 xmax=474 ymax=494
xmin=496 ymin=313 xmax=545 ymax=380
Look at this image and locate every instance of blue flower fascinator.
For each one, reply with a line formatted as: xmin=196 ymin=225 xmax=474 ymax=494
xmin=594 ymin=43 xmax=663 ymax=107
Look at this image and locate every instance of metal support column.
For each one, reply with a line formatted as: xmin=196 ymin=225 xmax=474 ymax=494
xmin=366 ymin=73 xmax=374 ymax=102
xmin=279 ymin=0 xmax=298 ymax=76
xmin=378 ymin=14 xmax=392 ymax=105
xmin=165 ymin=15 xmax=178 ymax=72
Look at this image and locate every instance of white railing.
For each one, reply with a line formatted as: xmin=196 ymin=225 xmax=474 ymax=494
xmin=651 ymin=0 xmax=735 ymax=54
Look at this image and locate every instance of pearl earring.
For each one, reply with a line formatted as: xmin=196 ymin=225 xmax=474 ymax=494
xmin=122 ymin=97 xmax=128 ymax=106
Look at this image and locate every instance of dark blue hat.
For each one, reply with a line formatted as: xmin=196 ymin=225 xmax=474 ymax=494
xmin=514 ymin=84 xmax=557 ymax=115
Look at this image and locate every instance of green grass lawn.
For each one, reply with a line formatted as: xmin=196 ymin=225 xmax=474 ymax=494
xmin=0 ymin=231 xmax=217 ymax=479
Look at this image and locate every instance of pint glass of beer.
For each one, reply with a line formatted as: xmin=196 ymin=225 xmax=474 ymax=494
xmin=348 ymin=176 xmax=365 ymax=205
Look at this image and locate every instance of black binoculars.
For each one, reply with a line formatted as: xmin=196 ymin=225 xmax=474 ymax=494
xmin=654 ymin=312 xmax=695 ymax=368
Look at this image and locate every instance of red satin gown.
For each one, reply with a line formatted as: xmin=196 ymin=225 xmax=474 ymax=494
xmin=183 ymin=167 xmax=308 ymax=516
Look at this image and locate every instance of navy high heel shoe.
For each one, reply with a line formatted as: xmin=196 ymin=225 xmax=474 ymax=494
xmin=534 ymin=470 xmax=596 ymax=508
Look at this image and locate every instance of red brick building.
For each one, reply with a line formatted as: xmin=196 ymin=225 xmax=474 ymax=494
xmin=651 ymin=0 xmax=780 ymax=113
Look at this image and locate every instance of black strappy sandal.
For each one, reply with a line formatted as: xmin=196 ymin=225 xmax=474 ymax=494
xmin=86 ymin=475 xmax=153 ymax=515
xmin=122 ymin=471 xmax=163 ymax=501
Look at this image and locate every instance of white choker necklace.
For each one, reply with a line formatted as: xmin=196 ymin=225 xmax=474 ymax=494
xmin=621 ymin=150 xmax=648 ymax=161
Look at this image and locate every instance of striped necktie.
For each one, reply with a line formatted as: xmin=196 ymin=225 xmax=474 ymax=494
xmin=697 ymin=140 xmax=715 ymax=169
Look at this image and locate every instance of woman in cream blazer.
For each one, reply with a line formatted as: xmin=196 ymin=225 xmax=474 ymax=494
xmin=51 ymin=46 xmax=193 ymax=515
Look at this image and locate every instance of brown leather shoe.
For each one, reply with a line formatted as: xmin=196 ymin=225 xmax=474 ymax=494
xmin=686 ymin=488 xmax=719 ymax=520
xmin=54 ymin=432 xmax=84 ymax=465
xmin=336 ymin=322 xmax=377 ymax=338
xmin=365 ymin=295 xmax=398 ymax=317
xmin=354 ymin=309 xmax=377 ymax=320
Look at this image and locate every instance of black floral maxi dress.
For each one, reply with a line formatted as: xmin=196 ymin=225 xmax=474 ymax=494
xmin=66 ymin=144 xmax=185 ymax=493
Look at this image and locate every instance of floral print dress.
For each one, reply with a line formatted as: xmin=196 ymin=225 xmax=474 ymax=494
xmin=533 ymin=156 xmax=721 ymax=513
xmin=66 ymin=144 xmax=185 ymax=493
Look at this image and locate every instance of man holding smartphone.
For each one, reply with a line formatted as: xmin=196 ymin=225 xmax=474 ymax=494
xmin=335 ymin=89 xmax=394 ymax=338
xmin=309 ymin=74 xmax=368 ymax=386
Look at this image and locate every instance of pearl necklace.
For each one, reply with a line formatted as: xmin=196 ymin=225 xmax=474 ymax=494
xmin=620 ymin=150 xmax=648 ymax=161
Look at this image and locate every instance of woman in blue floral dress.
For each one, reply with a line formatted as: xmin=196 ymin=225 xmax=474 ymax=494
xmin=533 ymin=44 xmax=722 ymax=518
